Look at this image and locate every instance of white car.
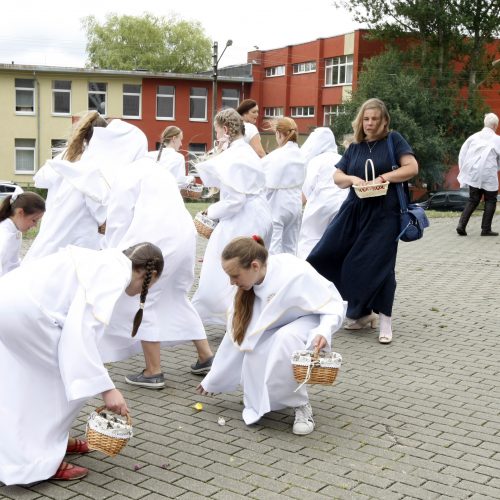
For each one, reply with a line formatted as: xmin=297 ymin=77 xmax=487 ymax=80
xmin=0 ymin=181 xmax=23 ymax=201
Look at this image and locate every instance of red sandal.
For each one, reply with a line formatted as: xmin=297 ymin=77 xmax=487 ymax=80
xmin=51 ymin=461 xmax=88 ymax=481
xmin=66 ymin=438 xmax=90 ymax=455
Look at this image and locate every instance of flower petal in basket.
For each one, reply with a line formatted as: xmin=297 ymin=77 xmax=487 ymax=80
xmin=194 ymin=212 xmax=218 ymax=239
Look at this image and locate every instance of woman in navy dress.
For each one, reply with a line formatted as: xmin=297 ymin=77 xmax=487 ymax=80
xmin=307 ymin=98 xmax=418 ymax=344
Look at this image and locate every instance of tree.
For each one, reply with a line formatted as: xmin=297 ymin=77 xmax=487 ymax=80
xmin=82 ymin=13 xmax=212 ymax=73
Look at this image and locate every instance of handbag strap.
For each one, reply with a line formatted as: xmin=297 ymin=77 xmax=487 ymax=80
xmin=387 ymin=132 xmax=409 ymax=214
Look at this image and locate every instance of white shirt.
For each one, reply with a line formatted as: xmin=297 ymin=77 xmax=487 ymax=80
xmin=0 ymin=218 xmax=21 ymax=276
xmin=458 ymin=127 xmax=500 ymax=191
xmin=243 ymin=122 xmax=259 ymax=144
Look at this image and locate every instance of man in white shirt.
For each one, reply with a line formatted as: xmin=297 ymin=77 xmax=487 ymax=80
xmin=456 ymin=113 xmax=500 ymax=236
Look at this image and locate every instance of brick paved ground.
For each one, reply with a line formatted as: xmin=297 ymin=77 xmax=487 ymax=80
xmin=2 ymin=216 xmax=500 ymax=499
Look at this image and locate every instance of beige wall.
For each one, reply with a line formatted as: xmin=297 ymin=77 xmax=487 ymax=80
xmin=0 ymin=69 xmax=141 ymax=185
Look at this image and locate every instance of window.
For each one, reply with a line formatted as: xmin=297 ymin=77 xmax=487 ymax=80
xmin=15 ymin=139 xmax=36 ymax=173
xmin=123 ymin=84 xmax=141 ymax=118
xmin=52 ymin=80 xmax=71 ymax=115
xmin=265 ymin=65 xmax=285 ymax=77
xmin=51 ymin=139 xmax=66 ymax=158
xmin=189 ymin=87 xmax=207 ymax=121
xmin=263 ymin=107 xmax=284 ymax=118
xmin=325 ymin=55 xmax=353 ymax=86
xmin=291 ymin=106 xmax=315 ymax=118
xmin=88 ymin=82 xmax=107 ymax=115
xmin=157 ymin=85 xmax=175 ymax=120
xmin=187 ymin=143 xmax=207 ymax=174
xmin=323 ymin=104 xmax=346 ymax=126
xmin=15 ymin=78 xmax=35 ymax=113
xmin=292 ymin=61 xmax=316 ymax=74
xmin=222 ymin=88 xmax=240 ymax=109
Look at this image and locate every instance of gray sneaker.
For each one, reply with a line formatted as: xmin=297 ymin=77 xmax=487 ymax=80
xmin=190 ymin=356 xmax=214 ymax=375
xmin=125 ymin=370 xmax=165 ymax=388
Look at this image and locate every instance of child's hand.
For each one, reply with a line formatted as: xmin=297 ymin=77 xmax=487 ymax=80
xmin=312 ymin=335 xmax=328 ymax=351
xmin=195 ymin=383 xmax=212 ymax=396
xmin=102 ymin=388 xmax=129 ymax=415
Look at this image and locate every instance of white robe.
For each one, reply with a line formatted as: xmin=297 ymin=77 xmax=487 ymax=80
xmin=23 ymin=120 xmax=147 ymax=262
xmin=145 ymin=149 xmax=193 ymax=188
xmin=457 ymin=127 xmax=500 ymax=191
xmin=201 ymin=254 xmax=347 ymax=425
xmin=191 ymin=138 xmax=272 ymax=325
xmin=0 ymin=246 xmax=131 ymax=485
xmin=0 ymin=218 xmax=22 ymax=276
xmin=99 ymin=158 xmax=206 ymax=361
xmin=262 ymin=141 xmax=306 ymax=255
xmin=297 ymin=127 xmax=348 ymax=259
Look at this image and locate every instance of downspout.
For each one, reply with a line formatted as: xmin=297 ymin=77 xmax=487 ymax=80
xmin=34 ymin=70 xmax=40 ymax=175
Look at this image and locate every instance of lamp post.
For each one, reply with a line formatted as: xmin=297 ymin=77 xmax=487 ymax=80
xmin=212 ymin=39 xmax=233 ymax=145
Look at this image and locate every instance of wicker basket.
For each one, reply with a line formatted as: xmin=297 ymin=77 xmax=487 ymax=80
xmin=180 ymin=183 xmax=203 ymax=200
xmin=353 ymin=159 xmax=389 ymax=199
xmin=291 ymin=349 xmax=342 ymax=386
xmin=194 ymin=212 xmax=218 ymax=239
xmin=85 ymin=406 xmax=133 ymax=457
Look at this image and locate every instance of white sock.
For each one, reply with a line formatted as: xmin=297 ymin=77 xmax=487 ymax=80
xmin=379 ymin=313 xmax=392 ymax=335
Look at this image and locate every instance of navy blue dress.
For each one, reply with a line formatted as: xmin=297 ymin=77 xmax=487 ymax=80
xmin=306 ymin=131 xmax=414 ymax=319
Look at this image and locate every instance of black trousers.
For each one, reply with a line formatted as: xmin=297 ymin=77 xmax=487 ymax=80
xmin=458 ymin=186 xmax=498 ymax=231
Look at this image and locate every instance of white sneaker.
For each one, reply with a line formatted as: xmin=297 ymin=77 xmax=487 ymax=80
xmin=293 ymin=403 xmax=315 ymax=435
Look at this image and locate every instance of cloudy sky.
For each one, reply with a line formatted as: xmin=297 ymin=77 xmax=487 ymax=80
xmin=0 ymin=0 xmax=363 ymax=68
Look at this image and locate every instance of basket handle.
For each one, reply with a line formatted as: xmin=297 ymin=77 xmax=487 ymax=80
xmin=364 ymin=159 xmax=376 ymax=182
xmin=95 ymin=406 xmax=131 ymax=426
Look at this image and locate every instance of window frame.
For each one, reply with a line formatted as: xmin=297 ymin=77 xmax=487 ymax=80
xmin=52 ymin=80 xmax=71 ymax=116
xmin=122 ymin=83 xmax=141 ymax=119
xmin=15 ymin=78 xmax=35 ymax=115
xmin=324 ymin=55 xmax=354 ymax=86
xmin=221 ymin=88 xmax=240 ymax=109
xmin=88 ymin=82 xmax=107 ymax=116
xmin=156 ymin=84 xmax=175 ymax=120
xmin=265 ymin=65 xmax=286 ymax=78
xmin=15 ymin=138 xmax=36 ymax=174
xmin=323 ymin=104 xmax=346 ymax=126
xmin=292 ymin=61 xmax=317 ymax=74
xmin=290 ymin=106 xmax=315 ymax=118
xmin=263 ymin=107 xmax=284 ymax=118
xmin=189 ymin=87 xmax=208 ymax=122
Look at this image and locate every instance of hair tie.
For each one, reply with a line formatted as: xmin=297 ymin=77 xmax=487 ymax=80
xmin=139 ymin=302 xmax=145 ymax=310
xmin=252 ymin=235 xmax=260 ymax=242
xmin=10 ymin=194 xmax=18 ymax=205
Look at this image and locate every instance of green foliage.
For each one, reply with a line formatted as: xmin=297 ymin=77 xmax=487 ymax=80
xmin=82 ymin=13 xmax=212 ymax=73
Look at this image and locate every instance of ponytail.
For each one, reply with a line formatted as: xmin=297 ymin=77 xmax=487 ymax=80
xmin=222 ymin=236 xmax=268 ymax=345
xmin=63 ymin=111 xmax=108 ymax=162
xmin=0 ymin=192 xmax=45 ymax=223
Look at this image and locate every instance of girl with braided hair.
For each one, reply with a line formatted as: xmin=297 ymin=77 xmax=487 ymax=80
xmin=191 ymin=108 xmax=272 ymax=329
xmin=196 ymin=236 xmax=346 ymax=435
xmin=261 ymin=117 xmax=307 ymax=255
xmin=24 ymin=111 xmax=147 ymax=262
xmin=0 ymin=191 xmax=45 ymax=276
xmin=0 ymin=242 xmax=163 ymax=485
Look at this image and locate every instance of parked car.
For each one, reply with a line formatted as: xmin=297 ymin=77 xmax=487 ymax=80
xmin=414 ymin=190 xmax=469 ymax=211
xmin=0 ymin=181 xmax=23 ymax=201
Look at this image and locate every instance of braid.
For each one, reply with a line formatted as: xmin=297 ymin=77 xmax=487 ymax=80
xmin=131 ymin=259 xmax=154 ymax=338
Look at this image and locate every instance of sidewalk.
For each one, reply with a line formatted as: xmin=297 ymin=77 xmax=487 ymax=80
xmin=2 ymin=217 xmax=500 ymax=499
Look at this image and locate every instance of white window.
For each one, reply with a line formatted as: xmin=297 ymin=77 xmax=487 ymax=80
xmin=15 ymin=78 xmax=35 ymax=114
xmin=222 ymin=88 xmax=240 ymax=109
xmin=157 ymin=85 xmax=175 ymax=120
xmin=325 ymin=55 xmax=353 ymax=86
xmin=263 ymin=107 xmax=284 ymax=118
xmin=292 ymin=61 xmax=316 ymax=74
xmin=189 ymin=87 xmax=207 ymax=121
xmin=15 ymin=139 xmax=36 ymax=174
xmin=123 ymin=84 xmax=141 ymax=118
xmin=52 ymin=80 xmax=71 ymax=115
xmin=291 ymin=106 xmax=315 ymax=118
xmin=88 ymin=82 xmax=107 ymax=115
xmin=323 ymin=105 xmax=346 ymax=126
xmin=265 ymin=65 xmax=285 ymax=77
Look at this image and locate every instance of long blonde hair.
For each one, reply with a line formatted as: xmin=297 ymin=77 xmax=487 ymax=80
xmin=222 ymin=236 xmax=268 ymax=345
xmin=351 ymin=98 xmax=390 ymax=143
xmin=63 ymin=111 xmax=108 ymax=162
xmin=270 ymin=117 xmax=298 ymax=145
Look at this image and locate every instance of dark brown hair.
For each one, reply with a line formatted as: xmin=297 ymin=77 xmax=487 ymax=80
xmin=63 ymin=111 xmax=108 ymax=162
xmin=237 ymin=99 xmax=258 ymax=117
xmin=123 ymin=242 xmax=164 ymax=337
xmin=222 ymin=236 xmax=268 ymax=345
xmin=0 ymin=192 xmax=46 ymax=223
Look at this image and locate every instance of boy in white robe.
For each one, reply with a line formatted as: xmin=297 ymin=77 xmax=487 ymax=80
xmin=0 ymin=242 xmax=163 ymax=485
xmin=197 ymin=236 xmax=346 ymax=435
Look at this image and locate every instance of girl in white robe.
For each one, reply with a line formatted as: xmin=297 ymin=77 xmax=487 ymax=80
xmin=262 ymin=117 xmax=306 ymax=255
xmin=145 ymin=126 xmax=194 ymax=188
xmin=191 ymin=108 xmax=272 ymax=326
xmin=100 ymin=156 xmax=213 ymax=385
xmin=197 ymin=236 xmax=346 ymax=435
xmin=0 ymin=192 xmax=45 ymax=276
xmin=0 ymin=242 xmax=163 ymax=485
xmin=297 ymin=127 xmax=349 ymax=259
xmin=23 ymin=113 xmax=147 ymax=262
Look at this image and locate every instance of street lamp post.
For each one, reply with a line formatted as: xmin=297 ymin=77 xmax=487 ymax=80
xmin=212 ymin=39 xmax=233 ymax=145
